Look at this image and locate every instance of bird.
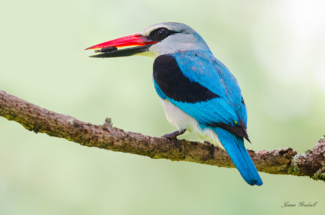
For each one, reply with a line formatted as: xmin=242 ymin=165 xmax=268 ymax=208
xmin=86 ymin=22 xmax=263 ymax=186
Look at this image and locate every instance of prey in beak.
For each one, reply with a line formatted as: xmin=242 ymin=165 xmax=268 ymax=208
xmin=85 ymin=33 xmax=157 ymax=58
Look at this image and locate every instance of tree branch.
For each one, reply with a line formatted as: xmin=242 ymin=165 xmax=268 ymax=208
xmin=1 ymin=90 xmax=324 ymax=182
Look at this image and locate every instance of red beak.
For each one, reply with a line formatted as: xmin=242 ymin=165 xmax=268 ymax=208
xmin=85 ymin=33 xmax=156 ymax=50
xmin=85 ymin=33 xmax=157 ymax=58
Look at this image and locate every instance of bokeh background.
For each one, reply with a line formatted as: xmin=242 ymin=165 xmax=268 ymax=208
xmin=1 ymin=0 xmax=325 ymax=214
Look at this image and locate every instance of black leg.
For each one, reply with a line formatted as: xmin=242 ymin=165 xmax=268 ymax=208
xmin=161 ymin=129 xmax=186 ymax=148
xmin=161 ymin=129 xmax=186 ymax=139
xmin=204 ymin=141 xmax=215 ymax=158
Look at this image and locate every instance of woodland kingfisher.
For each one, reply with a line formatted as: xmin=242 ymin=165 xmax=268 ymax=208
xmin=86 ymin=22 xmax=263 ymax=186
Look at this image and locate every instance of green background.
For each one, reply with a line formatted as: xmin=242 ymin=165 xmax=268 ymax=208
xmin=1 ymin=0 xmax=324 ymax=214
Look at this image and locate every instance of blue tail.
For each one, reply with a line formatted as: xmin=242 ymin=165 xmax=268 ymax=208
xmin=213 ymin=127 xmax=263 ymax=186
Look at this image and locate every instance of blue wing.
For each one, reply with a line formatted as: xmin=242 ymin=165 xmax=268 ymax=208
xmin=153 ymin=51 xmax=262 ymax=185
xmin=153 ymin=51 xmax=248 ymax=139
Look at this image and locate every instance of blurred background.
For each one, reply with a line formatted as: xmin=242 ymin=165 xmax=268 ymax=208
xmin=1 ymin=0 xmax=324 ymax=214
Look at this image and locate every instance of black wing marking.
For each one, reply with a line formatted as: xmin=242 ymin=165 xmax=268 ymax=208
xmin=153 ymin=55 xmax=219 ymax=103
xmin=153 ymin=54 xmax=250 ymax=142
xmin=208 ymin=122 xmax=250 ymax=142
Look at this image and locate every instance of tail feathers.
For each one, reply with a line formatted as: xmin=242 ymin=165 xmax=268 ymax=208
xmin=214 ymin=127 xmax=263 ymax=186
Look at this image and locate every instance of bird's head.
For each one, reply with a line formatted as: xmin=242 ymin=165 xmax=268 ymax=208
xmin=86 ymin=22 xmax=211 ymax=58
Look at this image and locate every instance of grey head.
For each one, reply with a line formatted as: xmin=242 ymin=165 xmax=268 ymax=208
xmin=142 ymin=22 xmax=211 ymax=57
xmin=87 ymin=22 xmax=211 ymax=58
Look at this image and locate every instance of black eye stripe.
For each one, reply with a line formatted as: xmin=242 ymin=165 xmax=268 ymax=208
xmin=148 ymin=28 xmax=177 ymax=42
xmin=155 ymin=28 xmax=167 ymax=39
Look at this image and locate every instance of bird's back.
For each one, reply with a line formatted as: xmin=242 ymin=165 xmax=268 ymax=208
xmin=153 ymin=50 xmax=248 ymax=137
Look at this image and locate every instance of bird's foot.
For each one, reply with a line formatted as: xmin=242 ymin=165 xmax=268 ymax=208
xmin=161 ymin=129 xmax=186 ymax=149
xmin=161 ymin=129 xmax=186 ymax=139
xmin=204 ymin=141 xmax=215 ymax=159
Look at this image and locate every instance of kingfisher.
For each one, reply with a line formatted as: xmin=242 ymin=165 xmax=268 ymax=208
xmin=86 ymin=22 xmax=263 ymax=186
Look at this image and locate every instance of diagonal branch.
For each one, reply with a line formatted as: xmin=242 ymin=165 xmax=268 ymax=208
xmin=0 ymin=90 xmax=324 ymax=182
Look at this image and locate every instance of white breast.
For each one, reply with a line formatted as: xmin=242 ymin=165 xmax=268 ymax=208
xmin=159 ymin=98 xmax=222 ymax=147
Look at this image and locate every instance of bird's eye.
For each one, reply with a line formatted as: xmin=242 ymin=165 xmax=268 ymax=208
xmin=155 ymin=28 xmax=168 ymax=40
xmin=148 ymin=28 xmax=177 ymax=42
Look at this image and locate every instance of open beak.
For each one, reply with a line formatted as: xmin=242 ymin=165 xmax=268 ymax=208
xmin=85 ymin=33 xmax=157 ymax=58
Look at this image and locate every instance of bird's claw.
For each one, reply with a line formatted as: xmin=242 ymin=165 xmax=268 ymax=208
xmin=204 ymin=141 xmax=215 ymax=158
xmin=161 ymin=129 xmax=186 ymax=139
xmin=161 ymin=129 xmax=186 ymax=149
xmin=171 ymin=138 xmax=181 ymax=148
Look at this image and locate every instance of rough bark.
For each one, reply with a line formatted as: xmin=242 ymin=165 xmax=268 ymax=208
xmin=1 ymin=90 xmax=324 ymax=182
